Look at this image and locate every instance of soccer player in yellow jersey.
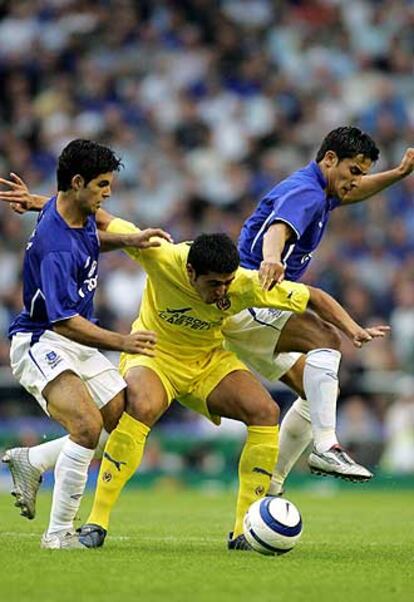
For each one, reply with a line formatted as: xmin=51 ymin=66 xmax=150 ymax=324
xmin=74 ymin=215 xmax=387 ymax=550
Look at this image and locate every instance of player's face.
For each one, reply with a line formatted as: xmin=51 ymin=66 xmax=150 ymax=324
xmin=75 ymin=172 xmax=114 ymax=214
xmin=187 ymin=266 xmax=236 ymax=304
xmin=326 ymin=153 xmax=372 ymax=201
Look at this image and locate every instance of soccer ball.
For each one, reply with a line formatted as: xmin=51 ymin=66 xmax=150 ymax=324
xmin=243 ymin=497 xmax=303 ymax=556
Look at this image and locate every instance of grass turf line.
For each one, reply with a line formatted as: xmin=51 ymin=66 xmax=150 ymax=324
xmin=0 ymin=489 xmax=413 ymax=602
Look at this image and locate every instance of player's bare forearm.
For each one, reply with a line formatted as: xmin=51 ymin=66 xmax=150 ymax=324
xmin=53 ymin=315 xmax=157 ymax=355
xmin=260 ymin=222 xmax=294 ymax=290
xmin=262 ymin=222 xmax=293 ymax=261
xmin=342 ymin=148 xmax=414 ymax=204
xmin=99 ymin=228 xmax=173 ymax=252
xmin=307 ymin=286 xmax=361 ymax=339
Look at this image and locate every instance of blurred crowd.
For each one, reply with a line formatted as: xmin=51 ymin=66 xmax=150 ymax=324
xmin=0 ymin=0 xmax=413 ymax=473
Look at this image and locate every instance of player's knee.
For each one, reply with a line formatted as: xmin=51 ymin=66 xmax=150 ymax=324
xmin=244 ymin=398 xmax=279 ymax=426
xmin=69 ymin=410 xmax=103 ymax=448
xmin=125 ymin=391 xmax=159 ymax=426
xmin=316 ymin=321 xmax=341 ymax=350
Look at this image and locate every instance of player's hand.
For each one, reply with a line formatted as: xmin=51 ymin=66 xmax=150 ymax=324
xmin=351 ymin=325 xmax=390 ymax=348
xmin=0 ymin=173 xmax=33 ymax=213
xmin=127 ymin=228 xmax=174 ymax=249
xmin=259 ymin=260 xmax=285 ymax=291
xmin=121 ymin=331 xmax=157 ymax=356
xmin=397 ymin=148 xmax=414 ymax=177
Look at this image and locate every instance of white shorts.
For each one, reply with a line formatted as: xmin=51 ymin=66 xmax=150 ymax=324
xmin=10 ymin=330 xmax=126 ymax=415
xmin=222 ymin=308 xmax=301 ymax=381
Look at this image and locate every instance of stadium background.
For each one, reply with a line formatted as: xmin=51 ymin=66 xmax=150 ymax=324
xmin=0 ymin=0 xmax=413 ymax=491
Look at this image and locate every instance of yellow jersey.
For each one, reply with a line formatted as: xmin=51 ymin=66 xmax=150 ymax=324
xmin=108 ymin=218 xmax=310 ymax=360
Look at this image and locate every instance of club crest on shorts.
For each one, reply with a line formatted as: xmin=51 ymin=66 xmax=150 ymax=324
xmin=45 ymin=351 xmax=62 ymax=369
xmin=216 ymin=296 xmax=231 ymax=310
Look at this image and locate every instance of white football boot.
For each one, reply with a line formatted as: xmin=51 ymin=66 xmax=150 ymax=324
xmin=2 ymin=447 xmax=42 ymax=519
xmin=41 ymin=530 xmax=87 ymax=550
xmin=308 ymin=445 xmax=373 ymax=482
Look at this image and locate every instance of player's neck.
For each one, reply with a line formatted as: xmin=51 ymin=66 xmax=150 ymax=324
xmin=56 ymin=192 xmax=89 ymax=227
xmin=317 ymin=160 xmax=333 ymax=196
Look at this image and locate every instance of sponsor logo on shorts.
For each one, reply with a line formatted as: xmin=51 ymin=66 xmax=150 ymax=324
xmin=45 ymin=351 xmax=63 ymax=370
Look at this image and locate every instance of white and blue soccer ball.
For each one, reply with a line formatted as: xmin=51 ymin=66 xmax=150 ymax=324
xmin=243 ymin=497 xmax=303 ymax=556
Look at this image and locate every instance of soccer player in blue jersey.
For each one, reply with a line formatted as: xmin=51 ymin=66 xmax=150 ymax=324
xmin=2 ymin=139 xmax=170 ymax=549
xmin=223 ymin=126 xmax=414 ymax=491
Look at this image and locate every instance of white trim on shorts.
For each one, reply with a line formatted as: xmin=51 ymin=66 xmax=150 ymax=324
xmin=222 ymin=308 xmax=301 ymax=381
xmin=10 ymin=330 xmax=126 ymax=415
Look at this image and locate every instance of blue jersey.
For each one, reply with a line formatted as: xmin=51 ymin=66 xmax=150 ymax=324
xmin=238 ymin=161 xmax=340 ymax=281
xmin=9 ymin=197 xmax=100 ymax=342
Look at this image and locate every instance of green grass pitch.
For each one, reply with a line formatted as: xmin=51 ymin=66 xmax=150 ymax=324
xmin=1 ymin=487 xmax=413 ymax=602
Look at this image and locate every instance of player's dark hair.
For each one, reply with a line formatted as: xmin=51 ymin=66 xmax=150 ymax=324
xmin=188 ymin=233 xmax=240 ymax=277
xmin=57 ymin=139 xmax=123 ymax=191
xmin=316 ymin=127 xmax=379 ymax=163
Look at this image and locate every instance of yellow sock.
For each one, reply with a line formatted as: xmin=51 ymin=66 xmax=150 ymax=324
xmin=232 ymin=425 xmax=279 ymax=538
xmin=87 ymin=412 xmax=150 ymax=530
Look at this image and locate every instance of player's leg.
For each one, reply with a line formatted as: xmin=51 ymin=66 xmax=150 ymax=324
xmin=276 ymin=316 xmax=373 ymax=482
xmin=79 ymin=366 xmax=169 ymax=547
xmin=276 ymin=311 xmax=342 ymax=451
xmin=3 ymin=369 xmax=126 ymax=520
xmin=40 ymin=370 xmax=103 ymax=548
xmin=207 ymin=370 xmax=280 ymax=547
xmin=268 ymin=356 xmax=313 ymax=495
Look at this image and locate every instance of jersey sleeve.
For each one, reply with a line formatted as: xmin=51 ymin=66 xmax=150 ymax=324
xmin=40 ymin=252 xmax=80 ymax=323
xmin=269 ymin=186 xmax=323 ymax=239
xmin=242 ymin=270 xmax=310 ymax=313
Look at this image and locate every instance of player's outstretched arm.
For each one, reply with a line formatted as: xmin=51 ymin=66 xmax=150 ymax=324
xmin=53 ymin=315 xmax=157 ymax=356
xmin=99 ymin=227 xmax=173 ymax=252
xmin=259 ymin=222 xmax=294 ymax=290
xmin=341 ymin=147 xmax=414 ymax=204
xmin=0 ymin=173 xmax=48 ymax=213
xmin=307 ymin=286 xmax=390 ymax=347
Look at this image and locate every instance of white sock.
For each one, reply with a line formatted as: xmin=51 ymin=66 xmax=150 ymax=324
xmin=303 ymin=348 xmax=341 ymax=453
xmin=47 ymin=439 xmax=94 ymax=534
xmin=28 ymin=429 xmax=109 ymax=472
xmin=94 ymin=429 xmax=109 ymax=459
xmin=269 ymin=397 xmax=312 ymax=495
xmin=28 ymin=436 xmax=69 ymax=472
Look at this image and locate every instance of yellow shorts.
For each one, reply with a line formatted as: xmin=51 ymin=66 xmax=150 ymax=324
xmin=119 ymin=347 xmax=249 ymax=425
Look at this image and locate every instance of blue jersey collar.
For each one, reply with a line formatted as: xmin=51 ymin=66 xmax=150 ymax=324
xmin=308 ymin=161 xmax=327 ymax=190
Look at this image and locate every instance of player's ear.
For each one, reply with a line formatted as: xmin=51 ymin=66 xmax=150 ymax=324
xmin=324 ymin=150 xmax=338 ymax=168
xmin=187 ymin=263 xmax=196 ymax=282
xmin=71 ymin=174 xmax=85 ymax=190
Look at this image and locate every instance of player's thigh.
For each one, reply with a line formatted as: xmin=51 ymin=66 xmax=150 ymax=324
xmin=279 ymin=355 xmax=306 ymax=399
xmin=207 ymin=370 xmax=279 ymax=426
xmin=275 ymin=311 xmax=341 ymax=353
xmin=124 ymin=366 xmax=169 ymax=427
xmin=43 ymin=370 xmax=103 ymax=442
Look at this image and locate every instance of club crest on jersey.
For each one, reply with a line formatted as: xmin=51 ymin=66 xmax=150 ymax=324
xmin=216 ymin=296 xmax=231 ymax=310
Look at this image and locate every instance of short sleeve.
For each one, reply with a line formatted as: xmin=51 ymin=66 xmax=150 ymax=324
xmin=270 ymin=186 xmax=323 ymax=239
xmin=242 ymin=271 xmax=310 ymax=313
xmin=40 ymin=252 xmax=80 ymax=323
